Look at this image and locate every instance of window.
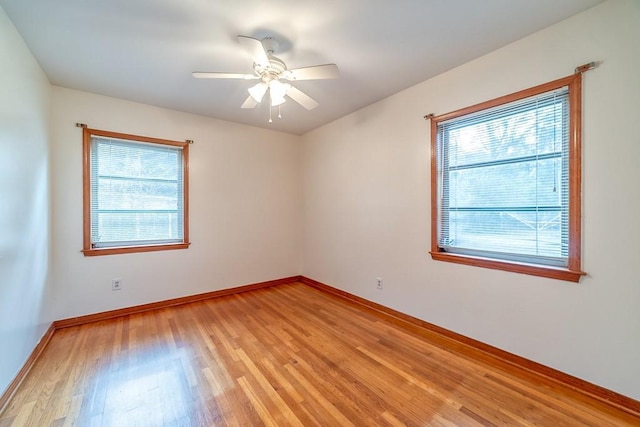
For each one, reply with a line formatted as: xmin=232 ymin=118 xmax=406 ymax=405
xmin=83 ymin=128 xmax=190 ymax=256
xmin=430 ymin=74 xmax=585 ymax=282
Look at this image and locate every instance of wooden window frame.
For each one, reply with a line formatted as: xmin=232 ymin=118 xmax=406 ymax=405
xmin=82 ymin=128 xmax=190 ymax=256
xmin=430 ymin=74 xmax=585 ymax=282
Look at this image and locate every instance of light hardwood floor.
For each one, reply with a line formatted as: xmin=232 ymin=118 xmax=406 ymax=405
xmin=1 ymin=282 xmax=638 ymax=426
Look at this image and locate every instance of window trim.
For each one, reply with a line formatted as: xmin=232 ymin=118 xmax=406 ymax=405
xmin=82 ymin=128 xmax=190 ymax=256
xmin=430 ymin=74 xmax=585 ymax=282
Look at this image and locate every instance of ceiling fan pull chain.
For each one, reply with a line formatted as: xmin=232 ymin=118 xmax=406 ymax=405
xmin=278 ymin=105 xmax=282 ymax=119
xmin=269 ymin=106 xmax=273 ymax=123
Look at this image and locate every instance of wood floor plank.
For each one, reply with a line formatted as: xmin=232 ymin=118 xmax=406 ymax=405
xmin=1 ymin=282 xmax=639 ymax=426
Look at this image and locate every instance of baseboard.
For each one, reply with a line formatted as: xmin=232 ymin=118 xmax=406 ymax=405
xmin=0 ymin=323 xmax=56 ymax=415
xmin=299 ymin=275 xmax=640 ymax=418
xmin=55 ymin=275 xmax=302 ymax=329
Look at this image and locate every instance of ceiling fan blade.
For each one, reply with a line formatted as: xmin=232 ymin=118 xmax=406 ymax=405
xmin=241 ymin=95 xmax=259 ymax=109
xmin=283 ymin=64 xmax=339 ymax=81
xmin=237 ymin=35 xmax=270 ymax=68
xmin=192 ymin=72 xmax=257 ymax=79
xmin=286 ymin=86 xmax=319 ymax=110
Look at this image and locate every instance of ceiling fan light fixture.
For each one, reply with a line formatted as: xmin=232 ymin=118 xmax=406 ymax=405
xmin=270 ymin=93 xmax=287 ymax=106
xmin=248 ymin=82 xmax=267 ymax=102
xmin=269 ymin=80 xmax=290 ymax=106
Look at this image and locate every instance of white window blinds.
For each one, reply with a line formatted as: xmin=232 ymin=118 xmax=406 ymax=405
xmin=436 ymin=87 xmax=570 ymax=267
xmin=89 ymin=136 xmax=185 ymax=248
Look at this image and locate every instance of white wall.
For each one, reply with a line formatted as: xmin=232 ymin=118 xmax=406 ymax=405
xmin=0 ymin=6 xmax=53 ymax=396
xmin=51 ymin=87 xmax=302 ymax=320
xmin=301 ymin=0 xmax=640 ymax=400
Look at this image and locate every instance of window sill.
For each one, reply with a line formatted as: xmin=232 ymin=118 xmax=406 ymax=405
xmin=83 ymin=242 xmax=190 ymax=257
xmin=429 ymin=251 xmax=585 ymax=283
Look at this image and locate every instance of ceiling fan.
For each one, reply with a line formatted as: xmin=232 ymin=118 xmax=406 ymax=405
xmin=193 ymin=36 xmax=339 ymax=118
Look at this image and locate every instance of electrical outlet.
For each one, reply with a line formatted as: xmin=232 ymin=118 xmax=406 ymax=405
xmin=112 ymin=278 xmax=122 ymax=291
xmin=376 ymin=277 xmax=383 ymax=290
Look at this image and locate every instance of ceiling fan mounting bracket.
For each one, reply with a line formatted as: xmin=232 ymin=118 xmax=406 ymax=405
xmin=261 ymin=37 xmax=279 ymax=54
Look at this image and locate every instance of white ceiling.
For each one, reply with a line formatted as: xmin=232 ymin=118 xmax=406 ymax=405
xmin=2 ymin=0 xmax=604 ymax=135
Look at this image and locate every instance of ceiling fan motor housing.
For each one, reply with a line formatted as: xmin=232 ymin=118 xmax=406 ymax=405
xmin=254 ymin=56 xmax=287 ymax=82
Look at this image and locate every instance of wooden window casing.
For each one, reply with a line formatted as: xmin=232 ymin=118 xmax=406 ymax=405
xmin=82 ymin=128 xmax=190 ymax=256
xmin=430 ymin=74 xmax=585 ymax=282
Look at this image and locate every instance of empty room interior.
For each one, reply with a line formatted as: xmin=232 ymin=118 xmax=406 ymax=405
xmin=1 ymin=0 xmax=639 ymax=425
